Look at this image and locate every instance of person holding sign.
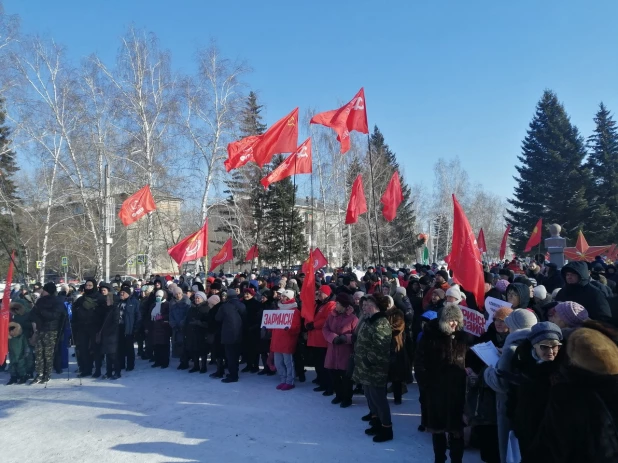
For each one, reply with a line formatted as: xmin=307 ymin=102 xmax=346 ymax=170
xmin=270 ymin=290 xmax=301 ymax=391
xmin=414 ymin=303 xmax=468 ymax=463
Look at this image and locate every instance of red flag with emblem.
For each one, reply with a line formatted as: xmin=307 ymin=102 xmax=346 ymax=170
xmin=524 ymin=218 xmax=543 ymax=253
xmin=225 ymin=108 xmax=299 ymax=171
xmin=477 ymin=228 xmax=487 ymax=254
xmin=300 ymin=249 xmax=316 ymax=322
xmin=302 ymin=247 xmax=328 ymax=273
xmin=499 ymin=224 xmax=511 ymax=260
xmin=245 ymin=245 xmax=259 ymax=262
xmin=118 ymin=185 xmax=156 ymax=227
xmin=209 ymin=238 xmax=233 ymax=272
xmin=450 ymin=195 xmax=485 ymax=309
xmin=310 ymin=88 xmax=368 ymax=154
xmin=345 ymin=174 xmax=368 ymax=225
xmin=260 ymin=138 xmax=312 ymax=189
xmin=0 ymin=251 xmax=15 ymax=364
xmin=381 ymin=171 xmax=404 ymax=222
xmin=167 ymin=220 xmax=209 ymax=265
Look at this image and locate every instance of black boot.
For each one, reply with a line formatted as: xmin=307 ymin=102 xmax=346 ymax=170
xmin=432 ymin=433 xmax=448 ymax=463
xmin=188 ymin=367 xmax=200 ymax=373
xmin=78 ymin=371 xmax=91 ymax=378
xmin=199 ymin=361 xmax=207 ymax=373
xmin=372 ymin=426 xmax=393 ymax=443
xmin=241 ymin=365 xmax=251 ymax=373
xmin=92 ymin=370 xmax=101 ymax=378
xmin=177 ymin=363 xmax=189 ymax=370
xmin=361 ymin=412 xmax=374 ymax=422
xmin=6 ymin=376 xmax=18 ymax=385
xmin=257 ymin=368 xmax=268 ymax=376
xmin=449 ymin=435 xmax=464 ymax=463
xmin=17 ymin=376 xmax=28 ymax=385
xmin=365 ymin=419 xmax=381 ymax=436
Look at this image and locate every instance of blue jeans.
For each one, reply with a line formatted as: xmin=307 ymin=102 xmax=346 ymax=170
xmin=274 ymin=352 xmax=295 ymax=385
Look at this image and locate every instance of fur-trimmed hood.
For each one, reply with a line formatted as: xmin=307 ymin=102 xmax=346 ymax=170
xmin=8 ymin=321 xmax=22 ymax=338
xmin=9 ymin=301 xmax=26 ymax=316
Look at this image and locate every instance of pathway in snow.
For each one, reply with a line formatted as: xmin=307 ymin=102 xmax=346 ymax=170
xmin=0 ymin=354 xmax=481 ymax=462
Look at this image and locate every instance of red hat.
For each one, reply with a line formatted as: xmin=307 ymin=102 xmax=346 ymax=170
xmin=319 ymin=285 xmax=332 ymax=297
xmin=207 ymin=277 xmax=215 ymax=284
xmin=243 ymin=287 xmax=256 ymax=296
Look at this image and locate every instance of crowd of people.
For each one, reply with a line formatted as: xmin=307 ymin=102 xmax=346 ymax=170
xmin=3 ymin=256 xmax=618 ymax=462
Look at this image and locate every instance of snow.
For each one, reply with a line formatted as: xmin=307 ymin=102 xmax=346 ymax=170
xmin=0 ymin=352 xmax=481 ymax=463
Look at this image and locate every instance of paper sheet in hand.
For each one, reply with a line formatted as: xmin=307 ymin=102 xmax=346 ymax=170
xmin=471 ymin=341 xmax=501 ymax=367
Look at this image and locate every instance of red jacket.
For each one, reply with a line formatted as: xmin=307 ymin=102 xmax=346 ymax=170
xmin=307 ymin=299 xmax=336 ymax=348
xmin=270 ymin=303 xmax=301 ymax=354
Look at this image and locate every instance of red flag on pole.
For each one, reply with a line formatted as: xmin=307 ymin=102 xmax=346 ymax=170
xmin=260 ymin=138 xmax=312 ymax=189
xmin=499 ymin=224 xmax=511 ymax=260
xmin=302 ymin=247 xmax=328 ymax=273
xmin=310 ymin=88 xmax=368 ymax=154
xmin=245 ymin=245 xmax=259 ymax=262
xmin=477 ymin=228 xmax=487 ymax=254
xmin=209 ymin=238 xmax=233 ymax=272
xmin=523 ymin=218 xmax=543 ymax=253
xmin=167 ymin=220 xmax=209 ymax=265
xmin=450 ymin=195 xmax=485 ymax=309
xmin=381 ymin=171 xmax=404 ymax=222
xmin=118 ymin=185 xmax=156 ymax=227
xmin=0 ymin=251 xmax=15 ymax=364
xmin=300 ymin=249 xmax=316 ymax=322
xmin=225 ymin=108 xmax=299 ymax=171
xmin=345 ymin=175 xmax=368 ymax=225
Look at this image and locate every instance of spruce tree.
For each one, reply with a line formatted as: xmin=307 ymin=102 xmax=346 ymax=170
xmin=507 ymin=90 xmax=591 ymax=250
xmin=0 ymin=96 xmax=20 ymax=272
xmin=585 ymin=103 xmax=618 ymax=244
xmin=260 ymin=154 xmax=307 ymax=266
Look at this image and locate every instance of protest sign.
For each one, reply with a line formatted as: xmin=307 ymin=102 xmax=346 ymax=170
xmin=461 ymin=306 xmax=486 ymax=337
xmin=484 ymin=297 xmax=512 ymax=329
xmin=261 ymin=310 xmax=295 ymax=329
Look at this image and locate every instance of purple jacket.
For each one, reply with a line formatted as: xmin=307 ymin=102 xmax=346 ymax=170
xmin=323 ymin=308 xmax=358 ymax=371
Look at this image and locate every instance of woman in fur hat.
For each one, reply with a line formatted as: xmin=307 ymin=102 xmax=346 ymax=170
xmin=414 ymin=302 xmax=468 ymax=463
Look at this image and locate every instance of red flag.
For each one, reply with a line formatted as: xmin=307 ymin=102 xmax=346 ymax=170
xmin=450 ymin=195 xmax=485 ymax=309
xmin=118 ymin=185 xmax=156 ymax=227
xmin=381 ymin=171 xmax=404 ymax=222
xmin=345 ymin=175 xmax=368 ymax=225
xmin=260 ymin=138 xmax=312 ymax=189
xmin=499 ymin=225 xmax=511 ymax=260
xmin=302 ymin=247 xmax=328 ymax=273
xmin=209 ymin=238 xmax=233 ymax=272
xmin=168 ymin=220 xmax=209 ymax=265
xmin=225 ymin=108 xmax=299 ymax=171
xmin=0 ymin=251 xmax=15 ymax=364
xmin=524 ymin=218 xmax=543 ymax=253
xmin=245 ymin=245 xmax=259 ymax=262
xmin=300 ymin=249 xmax=316 ymax=322
xmin=310 ymin=88 xmax=368 ymax=154
xmin=477 ymin=228 xmax=487 ymax=254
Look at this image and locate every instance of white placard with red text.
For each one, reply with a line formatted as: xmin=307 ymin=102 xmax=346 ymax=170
xmin=461 ymin=306 xmax=486 ymax=337
xmin=261 ymin=310 xmax=294 ymax=329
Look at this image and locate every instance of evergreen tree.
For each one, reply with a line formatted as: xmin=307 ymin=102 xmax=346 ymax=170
xmin=260 ymin=154 xmax=307 ymax=266
xmin=0 ymin=96 xmax=20 ymax=272
xmin=507 ymin=90 xmax=591 ymax=251
xmin=585 ymin=103 xmax=618 ymax=244
xmin=368 ymin=126 xmax=418 ymax=264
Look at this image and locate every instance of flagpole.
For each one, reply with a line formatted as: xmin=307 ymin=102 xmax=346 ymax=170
xmin=366 ymin=135 xmax=382 ymax=267
xmin=287 ymin=154 xmax=299 ymax=272
xmin=310 ymin=163 xmax=315 ymax=254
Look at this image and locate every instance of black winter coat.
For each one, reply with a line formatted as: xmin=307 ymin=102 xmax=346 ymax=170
xmin=32 ymin=295 xmax=66 ymax=333
xmin=150 ymin=301 xmax=171 ymax=345
xmin=556 ymin=261 xmax=612 ymax=322
xmin=99 ymin=305 xmax=120 ymax=355
xmin=243 ymin=297 xmax=263 ymax=342
xmin=185 ymin=302 xmax=209 ymax=352
xmin=215 ymin=294 xmax=246 ymax=345
xmin=414 ymin=319 xmax=468 ymax=433
xmin=525 ymin=369 xmax=618 ymax=463
xmin=72 ymin=289 xmax=106 ymax=327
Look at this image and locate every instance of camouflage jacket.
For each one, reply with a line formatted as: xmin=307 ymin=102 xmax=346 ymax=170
xmin=352 ymin=312 xmax=392 ymax=387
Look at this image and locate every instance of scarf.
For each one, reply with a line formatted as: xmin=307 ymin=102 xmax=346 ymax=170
xmin=151 ymin=300 xmax=163 ymax=320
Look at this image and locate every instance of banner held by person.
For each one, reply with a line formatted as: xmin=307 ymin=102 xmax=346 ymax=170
xmin=118 ymin=185 xmax=156 ymax=227
xmin=167 ymin=220 xmax=208 ymax=265
xmin=301 ymin=247 xmax=328 ymax=274
xmin=300 ymin=249 xmax=316 ymax=322
xmin=461 ymin=306 xmax=486 ymax=337
xmin=484 ymin=297 xmax=512 ymax=329
xmin=0 ymin=251 xmax=15 ymax=364
xmin=261 ymin=310 xmax=295 ymax=329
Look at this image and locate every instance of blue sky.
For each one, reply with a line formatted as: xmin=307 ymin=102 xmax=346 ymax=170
xmin=5 ymin=0 xmax=618 ymax=199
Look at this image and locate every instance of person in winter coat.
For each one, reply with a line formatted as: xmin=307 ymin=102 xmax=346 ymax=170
xmin=241 ymin=288 xmax=263 ymax=373
xmin=270 ymin=289 xmax=301 ymax=390
xmin=484 ymin=271 xmax=504 ymax=302
xmin=422 ymin=270 xmax=450 ymax=309
xmin=307 ymin=285 xmax=336 ymax=395
xmin=207 ymin=294 xmax=226 ymax=378
xmin=149 ymin=289 xmax=171 ymax=369
xmin=383 ymin=296 xmax=408 ymax=406
xmin=531 ymin=285 xmax=552 ymax=320
xmin=31 ymin=283 xmax=67 ymax=384
xmin=509 ymin=322 xmax=562 ymax=461
xmin=556 ymin=261 xmax=612 ymax=322
xmin=7 ymin=320 xmax=29 ymax=385
xmin=525 ymin=327 xmax=618 ymax=463
xmin=8 ymin=300 xmax=34 ymax=382
xmin=72 ymin=278 xmax=107 ymax=377
xmin=323 ymin=293 xmax=358 ymax=408
xmin=185 ymin=292 xmax=211 ymax=373
xmin=353 ymin=294 xmax=394 ymax=443
xmin=169 ymin=286 xmax=191 ymax=365
xmin=505 ymin=282 xmax=531 ymax=311
xmin=547 ymin=301 xmax=589 ymax=329
xmin=393 ymin=286 xmax=415 ymax=380
xmin=98 ymin=295 xmax=121 ymax=379
xmin=116 ymin=286 xmax=141 ymax=372
xmin=483 ymin=308 xmax=537 ymax=463
xmin=136 ymin=284 xmax=153 ymax=359
xmin=215 ymin=289 xmax=247 ymax=383
xmin=414 ymin=303 xmax=468 ymax=463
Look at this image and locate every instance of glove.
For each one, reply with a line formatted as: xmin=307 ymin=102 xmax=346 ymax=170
xmin=333 ymin=335 xmax=346 ymax=345
xmin=305 ymin=322 xmax=315 ymax=331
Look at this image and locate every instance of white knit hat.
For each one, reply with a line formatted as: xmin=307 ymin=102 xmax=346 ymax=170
xmin=445 ymin=284 xmax=463 ymax=303
xmin=533 ymin=285 xmax=547 ymax=300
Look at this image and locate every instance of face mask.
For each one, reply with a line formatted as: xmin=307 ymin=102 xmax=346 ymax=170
xmin=156 ymin=296 xmax=162 ymax=303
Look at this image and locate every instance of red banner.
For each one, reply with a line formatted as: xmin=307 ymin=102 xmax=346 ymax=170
xmin=499 ymin=225 xmax=511 ymax=260
xmin=260 ymin=138 xmax=312 ymax=189
xmin=477 ymin=228 xmax=487 ymax=254
xmin=524 ymin=218 xmax=543 ymax=253
xmin=381 ymin=171 xmax=404 ymax=222
xmin=345 ymin=174 xmax=368 ymax=225
xmin=210 ymin=238 xmax=233 ymax=272
xmin=300 ymin=249 xmax=316 ymax=322
xmin=0 ymin=251 xmax=15 ymax=365
xmin=302 ymin=247 xmax=328 ymax=273
xmin=167 ymin=220 xmax=209 ymax=265
xmin=245 ymin=245 xmax=259 ymax=262
xmin=118 ymin=185 xmax=156 ymax=227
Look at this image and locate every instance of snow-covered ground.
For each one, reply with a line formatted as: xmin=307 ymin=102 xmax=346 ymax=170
xmin=0 ymin=352 xmax=480 ymax=463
